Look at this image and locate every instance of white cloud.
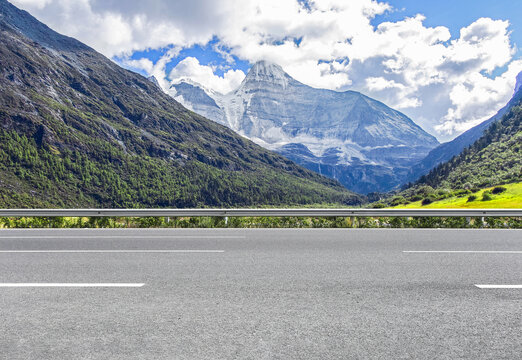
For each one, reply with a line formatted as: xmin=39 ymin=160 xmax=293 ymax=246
xmin=436 ymin=59 xmax=522 ymax=135
xmin=121 ymin=48 xmax=180 ymax=90
xmin=10 ymin=0 xmax=522 ymax=141
xmin=168 ymin=57 xmax=245 ymax=95
xmin=366 ymin=77 xmax=405 ymax=91
xmin=11 ymin=0 xmax=53 ymax=9
xmin=11 ymin=0 xmax=194 ymax=56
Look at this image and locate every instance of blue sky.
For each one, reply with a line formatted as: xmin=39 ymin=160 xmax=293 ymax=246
xmin=375 ymin=0 xmax=522 ymax=79
xmin=376 ymin=0 xmax=522 ymax=62
xmin=12 ymin=0 xmax=522 ymax=141
xmin=377 ymin=0 xmax=521 ymax=46
xmin=118 ymin=38 xmax=251 ymax=78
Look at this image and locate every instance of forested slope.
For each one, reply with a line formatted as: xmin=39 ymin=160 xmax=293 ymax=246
xmin=374 ymin=95 xmax=522 ymax=208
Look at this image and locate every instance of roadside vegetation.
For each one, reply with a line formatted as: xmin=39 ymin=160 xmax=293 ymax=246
xmin=1 ymin=216 xmax=521 ymax=229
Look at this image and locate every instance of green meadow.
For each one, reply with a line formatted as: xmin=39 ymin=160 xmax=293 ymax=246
xmin=397 ymin=182 xmax=522 ymax=209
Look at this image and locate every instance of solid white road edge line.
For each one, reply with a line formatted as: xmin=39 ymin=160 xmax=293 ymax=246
xmin=0 ymin=250 xmax=225 ymax=253
xmin=475 ymin=285 xmax=522 ymax=289
xmin=403 ymin=251 xmax=522 ymax=253
xmin=0 ymin=283 xmax=145 ymax=287
xmin=0 ymin=236 xmax=244 ymax=239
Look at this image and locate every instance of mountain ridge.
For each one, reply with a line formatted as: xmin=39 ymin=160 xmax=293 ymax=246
xmin=171 ymin=60 xmax=439 ymax=193
xmin=377 ymin=86 xmax=522 ymax=208
xmin=515 ymin=71 xmax=522 ymax=94
xmin=415 ymin=92 xmax=522 ymax=190
xmin=242 ymin=60 xmax=291 ymax=89
xmin=0 ymin=0 xmax=89 ymax=52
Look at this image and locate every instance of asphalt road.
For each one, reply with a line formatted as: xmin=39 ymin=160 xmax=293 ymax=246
xmin=0 ymin=228 xmax=521 ymax=359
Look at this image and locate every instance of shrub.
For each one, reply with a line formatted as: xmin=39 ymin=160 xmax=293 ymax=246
xmin=467 ymin=195 xmax=477 ymax=202
xmin=421 ymin=198 xmax=432 ymax=206
xmin=416 ymin=185 xmax=435 ymax=197
xmin=410 ymin=194 xmax=423 ymax=202
xmin=482 ymin=191 xmax=493 ymax=201
xmin=454 ymin=189 xmax=471 ymax=197
xmin=390 ymin=196 xmax=407 ymax=207
xmin=372 ymin=203 xmax=386 ymax=208
xmin=437 ymin=189 xmax=452 ymax=198
xmin=492 ymin=186 xmax=507 ymax=194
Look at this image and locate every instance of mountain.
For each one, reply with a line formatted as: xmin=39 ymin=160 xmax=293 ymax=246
xmin=374 ymin=85 xmax=522 ymax=208
xmin=170 ymin=60 xmax=439 ymax=194
xmin=0 ymin=0 xmax=364 ymax=208
xmin=515 ymin=71 xmax=522 ymax=94
xmin=407 ymin=75 xmax=522 ymax=183
xmin=416 ymin=94 xmax=522 ymax=190
xmin=169 ymin=80 xmax=227 ymax=125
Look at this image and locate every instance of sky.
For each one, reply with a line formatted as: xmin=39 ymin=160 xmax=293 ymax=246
xmin=11 ymin=0 xmax=522 ymax=142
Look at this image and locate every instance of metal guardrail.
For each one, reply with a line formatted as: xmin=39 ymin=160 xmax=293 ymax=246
xmin=0 ymin=209 xmax=520 ymax=217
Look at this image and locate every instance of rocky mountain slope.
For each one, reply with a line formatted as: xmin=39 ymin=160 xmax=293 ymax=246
xmin=407 ymin=75 xmax=522 ymax=183
xmin=170 ymin=61 xmax=439 ymax=193
xmin=0 ymin=0 xmax=363 ymax=208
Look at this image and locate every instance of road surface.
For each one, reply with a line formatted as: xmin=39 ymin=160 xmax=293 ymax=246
xmin=0 ymin=228 xmax=521 ymax=359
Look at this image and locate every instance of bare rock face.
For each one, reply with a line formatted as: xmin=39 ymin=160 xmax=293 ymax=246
xmin=171 ymin=60 xmax=439 ymax=193
xmin=147 ymin=75 xmax=161 ymax=89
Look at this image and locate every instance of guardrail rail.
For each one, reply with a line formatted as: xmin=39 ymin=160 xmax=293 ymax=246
xmin=0 ymin=209 xmax=520 ymax=217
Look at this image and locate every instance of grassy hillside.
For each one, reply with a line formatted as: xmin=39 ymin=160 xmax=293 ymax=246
xmin=395 ymin=183 xmax=522 ymax=209
xmin=375 ymin=94 xmax=522 ymax=209
xmin=405 ymin=87 xmax=522 ymax=185
xmin=0 ymin=0 xmax=363 ymax=208
xmin=416 ymin=101 xmax=522 ymax=190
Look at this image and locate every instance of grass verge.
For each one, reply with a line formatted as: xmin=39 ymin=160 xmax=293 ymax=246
xmin=0 ymin=216 xmax=521 ymax=229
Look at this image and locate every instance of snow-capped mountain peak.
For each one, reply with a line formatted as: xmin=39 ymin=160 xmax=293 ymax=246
xmin=171 ymin=78 xmax=211 ymax=94
xmin=243 ymin=60 xmax=290 ymax=89
xmin=168 ymin=80 xmax=227 ymax=124
xmin=168 ymin=60 xmax=439 ymax=193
